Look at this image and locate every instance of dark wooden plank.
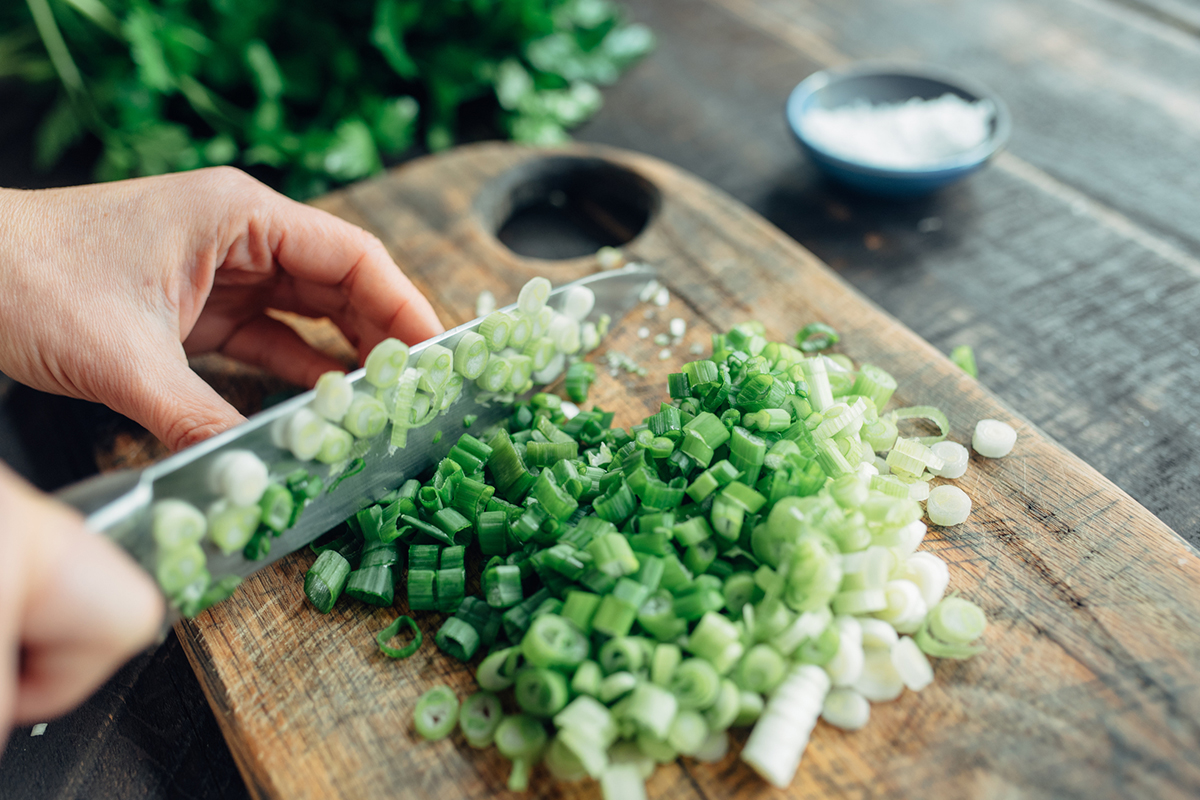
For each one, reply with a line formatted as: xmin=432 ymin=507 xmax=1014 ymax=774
xmin=572 ymin=0 xmax=1200 ymax=542
xmin=178 ymin=142 xmax=1200 ymax=800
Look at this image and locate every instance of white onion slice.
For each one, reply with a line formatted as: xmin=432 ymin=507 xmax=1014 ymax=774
xmin=562 ymin=286 xmax=595 ymax=320
xmin=824 ymin=616 xmax=864 ymax=687
xmin=929 ymin=440 xmax=969 ymax=478
xmin=858 ymin=617 xmax=900 ymax=650
xmin=904 ymin=552 xmax=950 ymax=609
xmin=518 ymin=276 xmax=552 ymax=316
xmin=973 ymin=419 xmax=1017 ymax=458
xmin=875 ymin=580 xmax=928 ymax=635
xmin=313 ymin=371 xmax=353 ymax=421
xmin=208 ymin=449 xmax=268 ymax=506
xmin=821 ymin=688 xmax=870 ymax=731
xmin=927 ymin=484 xmax=972 ymax=526
xmin=892 ymin=636 xmax=935 ymax=691
xmin=852 ymin=646 xmax=905 ymax=702
xmin=287 ymin=408 xmax=325 ymax=461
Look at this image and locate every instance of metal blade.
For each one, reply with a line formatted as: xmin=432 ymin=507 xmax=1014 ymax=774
xmin=57 ymin=265 xmax=656 ymax=584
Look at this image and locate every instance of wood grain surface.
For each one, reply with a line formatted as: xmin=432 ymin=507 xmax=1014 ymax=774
xmin=175 ymin=142 xmax=1200 ymax=800
xmin=5 ymin=0 xmax=1200 ymax=796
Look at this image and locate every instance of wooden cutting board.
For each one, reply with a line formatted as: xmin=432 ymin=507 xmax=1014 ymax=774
xmin=176 ymin=143 xmax=1200 ymax=800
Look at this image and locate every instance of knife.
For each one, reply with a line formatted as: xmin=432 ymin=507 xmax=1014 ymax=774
xmin=56 ymin=264 xmax=657 ymax=607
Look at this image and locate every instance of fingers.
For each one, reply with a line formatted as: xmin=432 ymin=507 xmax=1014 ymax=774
xmin=112 ymin=344 xmax=246 ymax=452
xmin=219 ymin=314 xmax=347 ymax=388
xmin=0 ymin=465 xmax=163 ymax=727
xmin=261 ymin=198 xmax=445 ymax=344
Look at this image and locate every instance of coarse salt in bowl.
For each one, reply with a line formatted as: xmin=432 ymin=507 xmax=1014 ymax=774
xmin=785 ymin=63 xmax=1012 ymax=197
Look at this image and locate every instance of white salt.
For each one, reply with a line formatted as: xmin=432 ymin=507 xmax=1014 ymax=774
xmin=802 ymin=94 xmax=993 ymax=169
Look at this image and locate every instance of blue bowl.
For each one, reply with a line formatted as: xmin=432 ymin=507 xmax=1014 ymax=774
xmin=785 ymin=63 xmax=1012 ymax=197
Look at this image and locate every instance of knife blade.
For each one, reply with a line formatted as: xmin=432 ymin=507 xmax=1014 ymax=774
xmin=56 ymin=265 xmax=656 ymax=593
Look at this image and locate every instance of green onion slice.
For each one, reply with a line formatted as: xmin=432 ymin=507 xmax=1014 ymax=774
xmin=460 ymin=691 xmax=504 ymax=748
xmin=414 ymin=685 xmax=459 ymax=740
xmin=377 ymin=615 xmax=422 ymax=659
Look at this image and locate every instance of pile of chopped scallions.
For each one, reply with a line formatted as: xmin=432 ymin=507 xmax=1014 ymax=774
xmin=149 ymin=272 xmax=1016 ymax=795
xmin=304 ymin=300 xmax=1007 ymax=795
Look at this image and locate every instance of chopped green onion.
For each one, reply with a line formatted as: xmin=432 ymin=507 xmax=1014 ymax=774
xmin=417 ymin=344 xmax=454 ymax=392
xmin=152 ymin=499 xmax=207 ymax=550
xmin=795 ymin=322 xmax=839 ymax=353
xmin=313 ymin=371 xmax=354 ymax=421
xmin=460 ymin=691 xmax=504 ymax=748
xmin=453 ymin=331 xmax=490 ymax=379
xmin=820 ymin=687 xmax=870 ymax=731
xmin=342 ymin=394 xmax=388 ymax=438
xmin=156 ymin=543 xmax=208 ymax=596
xmin=916 ymin=596 xmax=987 ymax=659
xmin=515 ymin=667 xmax=570 ymax=717
xmin=480 ymin=312 xmax=514 ymax=351
xmin=305 ymin=551 xmax=351 ymax=613
xmin=435 ymin=616 xmax=480 ymax=661
xmin=207 ymin=501 xmax=262 ymax=555
xmin=521 ymin=613 xmax=589 ymax=670
xmin=973 ymin=418 xmax=1017 ymax=458
xmin=565 ymin=361 xmax=597 ymax=403
xmin=364 ymin=338 xmax=409 ymax=388
xmin=316 ymin=424 xmax=354 ymax=464
xmin=477 ymin=647 xmax=518 ymax=692
xmin=495 ymin=714 xmax=547 ymax=791
xmin=670 ymin=658 xmax=721 ymax=710
xmin=377 ymin=615 xmax=422 ymax=658
xmin=484 ymin=564 xmax=524 ymax=608
xmin=740 ymin=664 xmax=829 ymax=788
xmin=414 ymin=685 xmax=459 ymax=741
xmin=625 ymin=681 xmax=678 ymax=739
xmin=888 ymin=405 xmax=950 ymax=445
xmin=927 ymin=484 xmax=972 ymax=526
xmin=344 ymin=565 xmax=394 ymax=606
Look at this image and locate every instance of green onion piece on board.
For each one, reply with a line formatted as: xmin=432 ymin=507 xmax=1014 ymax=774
xmin=515 ymin=667 xmax=570 ymax=718
xmin=521 ymin=614 xmax=590 ymax=671
xmin=377 ymin=615 xmax=422 ymax=658
xmin=495 ymin=714 xmax=548 ymax=792
xmin=477 ymin=647 xmax=518 ymax=692
xmin=795 ymin=322 xmax=839 ymax=352
xmin=304 ymin=551 xmax=351 ymax=613
xmin=414 ymin=685 xmax=460 ymax=741
xmin=888 ymin=405 xmax=951 ymax=445
xmin=565 ymin=361 xmax=597 ymax=403
xmin=435 ymin=616 xmax=481 ymax=661
xmin=345 ymin=565 xmax=394 ymax=606
xmin=460 ymin=692 xmax=504 ymax=748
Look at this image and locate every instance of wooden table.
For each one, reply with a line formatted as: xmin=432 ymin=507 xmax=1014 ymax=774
xmin=2 ymin=0 xmax=1198 ymax=797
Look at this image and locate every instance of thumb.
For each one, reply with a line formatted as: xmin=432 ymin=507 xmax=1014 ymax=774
xmin=111 ymin=345 xmax=246 ymax=453
xmin=0 ymin=464 xmax=163 ymax=728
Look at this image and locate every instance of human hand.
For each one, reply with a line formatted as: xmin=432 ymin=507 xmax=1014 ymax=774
xmin=0 ymin=167 xmax=443 ymax=452
xmin=0 ymin=462 xmax=163 ymax=751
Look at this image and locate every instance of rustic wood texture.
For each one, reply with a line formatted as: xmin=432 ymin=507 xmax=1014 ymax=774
xmin=6 ymin=0 xmax=1200 ymax=796
xmin=576 ymin=0 xmax=1200 ymax=542
xmin=174 ymin=142 xmax=1200 ymax=800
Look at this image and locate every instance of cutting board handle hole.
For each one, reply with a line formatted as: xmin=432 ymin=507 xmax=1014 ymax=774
xmin=476 ymin=156 xmax=660 ymax=261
